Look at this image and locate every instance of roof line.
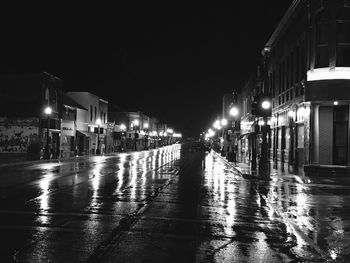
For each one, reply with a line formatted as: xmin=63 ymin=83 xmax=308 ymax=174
xmin=264 ymin=0 xmax=302 ymax=50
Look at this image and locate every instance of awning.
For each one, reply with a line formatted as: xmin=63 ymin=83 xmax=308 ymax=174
xmin=77 ymin=130 xmax=92 ymax=137
xmin=238 ymin=132 xmax=254 ymax=140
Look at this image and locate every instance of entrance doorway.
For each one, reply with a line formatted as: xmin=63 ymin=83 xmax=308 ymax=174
xmin=333 ymin=106 xmax=349 ymax=165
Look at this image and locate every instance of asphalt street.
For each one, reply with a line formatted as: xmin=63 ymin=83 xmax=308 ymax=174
xmin=0 ymin=143 xmax=349 ymax=262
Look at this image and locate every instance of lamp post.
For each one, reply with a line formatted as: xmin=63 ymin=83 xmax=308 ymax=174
xmin=120 ymin=123 xmax=126 ymax=152
xmin=44 ymin=106 xmax=52 ymax=159
xmin=96 ymin=118 xmax=102 ymax=155
xmin=258 ymin=47 xmax=271 ymax=178
xmin=144 ymin=123 xmax=149 ymax=150
xmin=228 ymin=105 xmax=240 ymax=163
xmin=133 ymin=119 xmax=139 ymax=151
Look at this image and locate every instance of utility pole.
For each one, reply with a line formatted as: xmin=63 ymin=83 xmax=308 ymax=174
xmin=258 ymin=47 xmax=271 ymax=179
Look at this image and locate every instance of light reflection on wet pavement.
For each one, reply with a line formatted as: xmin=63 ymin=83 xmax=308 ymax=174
xmin=102 ymin=147 xmax=350 ymax=263
xmin=0 ymin=145 xmax=181 ymax=262
xmin=0 ymin=143 xmax=349 ymax=262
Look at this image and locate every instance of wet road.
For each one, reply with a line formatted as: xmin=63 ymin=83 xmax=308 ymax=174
xmin=0 ymin=145 xmax=181 ymax=262
xmin=0 ymin=143 xmax=349 ymax=262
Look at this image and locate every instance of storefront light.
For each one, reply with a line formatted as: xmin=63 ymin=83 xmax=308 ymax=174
xmin=307 ymin=67 xmax=350 ymax=81
xmin=288 ymin=110 xmax=295 ymax=118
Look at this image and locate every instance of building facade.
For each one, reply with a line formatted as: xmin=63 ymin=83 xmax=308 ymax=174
xmin=237 ymin=0 xmax=350 ymax=174
xmin=65 ymin=92 xmax=108 ymax=154
xmin=0 ymin=72 xmax=62 ymax=159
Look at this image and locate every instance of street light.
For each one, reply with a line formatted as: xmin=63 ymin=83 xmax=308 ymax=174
xmin=96 ymin=118 xmax=102 ymax=155
xmin=221 ymin=118 xmax=227 ymax=126
xmin=229 ymin=106 xmax=239 ymax=117
xmin=213 ymin=120 xmax=221 ymax=130
xmin=44 ymin=106 xmax=52 ymax=159
xmin=261 ymin=100 xmax=271 ymax=110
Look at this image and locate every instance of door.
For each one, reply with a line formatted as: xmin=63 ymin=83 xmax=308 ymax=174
xmin=333 ymin=106 xmax=349 ymax=165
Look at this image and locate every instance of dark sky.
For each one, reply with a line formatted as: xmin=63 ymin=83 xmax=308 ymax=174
xmin=0 ymin=2 xmax=292 ymax=137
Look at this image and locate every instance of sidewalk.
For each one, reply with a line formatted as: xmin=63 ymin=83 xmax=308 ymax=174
xmin=214 ymin=151 xmax=350 ymax=262
xmin=0 ymin=146 xmax=174 ymax=168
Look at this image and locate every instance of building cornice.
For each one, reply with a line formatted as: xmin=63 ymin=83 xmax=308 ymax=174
xmin=264 ymin=0 xmax=303 ymax=51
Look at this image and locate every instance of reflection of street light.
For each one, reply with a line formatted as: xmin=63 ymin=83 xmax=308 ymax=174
xmin=44 ymin=106 xmax=52 ymax=159
xmin=96 ymin=118 xmax=102 ymax=155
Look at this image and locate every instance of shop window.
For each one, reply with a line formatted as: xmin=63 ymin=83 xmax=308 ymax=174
xmin=315 ymin=10 xmax=330 ymax=68
xmin=297 ymin=125 xmax=304 ymax=148
xmin=336 ymin=8 xmax=350 ymax=66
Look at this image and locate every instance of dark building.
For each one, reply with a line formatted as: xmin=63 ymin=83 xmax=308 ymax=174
xmin=0 ymin=72 xmax=62 ymax=159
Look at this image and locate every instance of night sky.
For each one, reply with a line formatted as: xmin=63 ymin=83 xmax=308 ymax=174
xmin=0 ymin=2 xmax=292 ymax=137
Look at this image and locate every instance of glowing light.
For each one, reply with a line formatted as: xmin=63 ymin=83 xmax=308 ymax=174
xmin=221 ymin=118 xmax=227 ymax=126
xmin=144 ymin=123 xmax=149 ymax=129
xmin=229 ymin=106 xmax=239 ymax=117
xmin=278 ymin=116 xmax=284 ymax=124
xmin=133 ymin=119 xmax=139 ymax=126
xmin=261 ymin=100 xmax=271 ymax=110
xmin=44 ymin=106 xmax=52 ymax=115
xmin=258 ymin=120 xmax=265 ymax=126
xmin=288 ymin=110 xmax=295 ymax=118
xmin=334 ymin=101 xmax=339 ymax=105
xmin=213 ymin=120 xmax=221 ymax=130
xmin=96 ymin=118 xmax=102 ymax=125
xmin=307 ymin=67 xmax=350 ymax=81
xmin=120 ymin=124 xmax=126 ymax=131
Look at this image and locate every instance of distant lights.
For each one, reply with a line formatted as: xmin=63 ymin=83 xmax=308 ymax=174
xmin=334 ymin=101 xmax=339 ymax=105
xmin=221 ymin=118 xmax=228 ymax=126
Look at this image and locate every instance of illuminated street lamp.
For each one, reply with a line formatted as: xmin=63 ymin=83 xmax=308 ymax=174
xmin=96 ymin=118 xmax=102 ymax=155
xmin=120 ymin=124 xmax=126 ymax=131
xmin=44 ymin=106 xmax=52 ymax=159
xmin=261 ymin=100 xmax=271 ymax=110
xmin=229 ymin=106 xmax=239 ymax=117
xmin=213 ymin=119 xmax=221 ymax=130
xmin=221 ymin=118 xmax=227 ymax=126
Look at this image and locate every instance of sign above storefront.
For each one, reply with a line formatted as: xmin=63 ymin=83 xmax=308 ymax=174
xmin=61 ymin=121 xmax=75 ymax=136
